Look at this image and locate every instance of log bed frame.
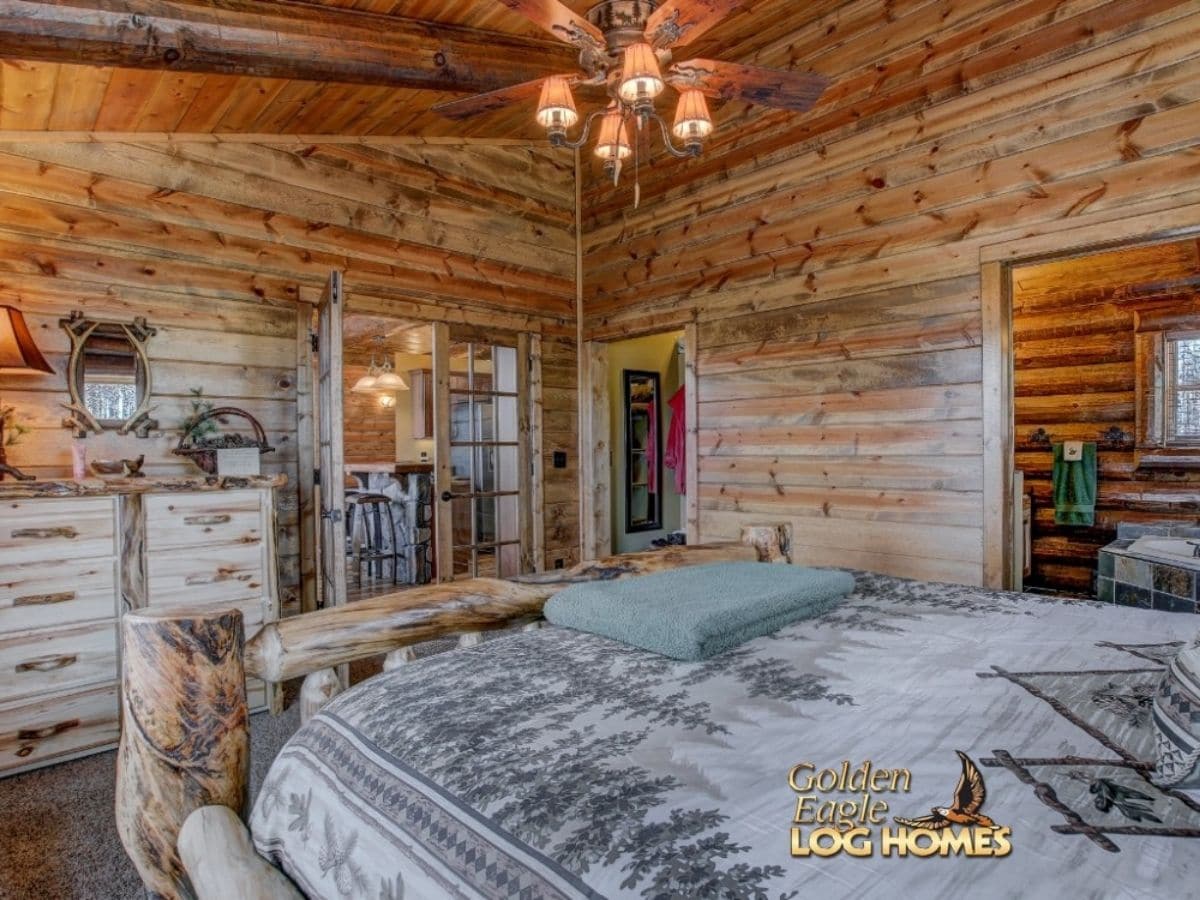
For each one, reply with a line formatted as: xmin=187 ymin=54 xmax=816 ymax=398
xmin=115 ymin=524 xmax=793 ymax=899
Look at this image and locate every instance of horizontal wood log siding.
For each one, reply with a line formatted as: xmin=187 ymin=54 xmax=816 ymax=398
xmin=581 ymin=0 xmax=1200 ymax=586
xmin=0 ymin=140 xmax=580 ymax=598
xmin=1012 ymin=239 xmax=1200 ymax=595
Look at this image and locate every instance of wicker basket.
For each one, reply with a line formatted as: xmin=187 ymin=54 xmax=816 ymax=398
xmin=172 ymin=406 xmax=274 ymax=475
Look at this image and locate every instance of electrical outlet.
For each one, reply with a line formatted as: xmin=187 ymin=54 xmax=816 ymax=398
xmin=553 ymin=451 xmax=567 ymax=469
xmin=554 ymin=558 xmax=565 ymax=569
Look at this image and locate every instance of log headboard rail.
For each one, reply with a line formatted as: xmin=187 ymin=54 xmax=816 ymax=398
xmin=116 ymin=524 xmax=793 ymax=900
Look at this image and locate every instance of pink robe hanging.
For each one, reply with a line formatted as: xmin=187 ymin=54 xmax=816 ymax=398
xmin=664 ymin=385 xmax=687 ymax=494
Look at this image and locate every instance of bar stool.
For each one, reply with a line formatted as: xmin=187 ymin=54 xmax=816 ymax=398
xmin=344 ymin=475 xmax=365 ymax=565
xmin=352 ymin=493 xmax=401 ymax=585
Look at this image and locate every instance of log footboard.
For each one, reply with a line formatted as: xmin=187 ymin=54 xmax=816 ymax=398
xmin=116 ymin=524 xmax=791 ymax=898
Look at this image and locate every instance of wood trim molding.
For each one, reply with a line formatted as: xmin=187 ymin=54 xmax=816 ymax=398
xmin=683 ymin=322 xmax=700 ymax=545
xmin=980 ymin=261 xmax=1012 ymax=590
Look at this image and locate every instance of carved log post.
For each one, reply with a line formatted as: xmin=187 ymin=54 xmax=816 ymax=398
xmin=740 ymin=523 xmax=793 ymax=563
xmin=116 ymin=607 xmax=250 ymax=900
xmin=298 ymin=668 xmax=343 ymax=725
xmin=179 ymin=806 xmax=304 ymax=900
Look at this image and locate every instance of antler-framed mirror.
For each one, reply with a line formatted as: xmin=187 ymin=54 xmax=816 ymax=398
xmin=61 ymin=311 xmax=158 ymax=437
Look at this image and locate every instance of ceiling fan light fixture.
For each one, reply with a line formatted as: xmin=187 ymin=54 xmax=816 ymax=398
xmin=535 ymin=76 xmax=578 ymax=133
xmin=594 ymin=106 xmax=632 ymax=161
xmin=672 ymin=89 xmax=714 ymax=145
xmin=618 ymin=42 xmax=665 ymax=105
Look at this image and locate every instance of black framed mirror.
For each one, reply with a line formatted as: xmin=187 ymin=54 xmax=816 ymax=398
xmin=624 ymin=369 xmax=662 ymax=533
xmin=61 ymin=311 xmax=158 ymax=437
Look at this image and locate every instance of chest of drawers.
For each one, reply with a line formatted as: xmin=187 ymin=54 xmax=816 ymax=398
xmin=0 ymin=479 xmax=281 ymax=776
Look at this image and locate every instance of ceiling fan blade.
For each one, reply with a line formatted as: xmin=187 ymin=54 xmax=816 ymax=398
xmin=667 ymin=59 xmax=829 ymax=111
xmin=645 ymin=0 xmax=747 ymax=50
xmin=496 ymin=0 xmax=606 ymax=52
xmin=432 ymin=76 xmax=560 ymax=121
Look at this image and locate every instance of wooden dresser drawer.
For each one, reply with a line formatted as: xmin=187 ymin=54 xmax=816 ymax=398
xmin=0 ymin=497 xmax=117 ymax=566
xmin=0 ymin=623 xmax=118 ymax=703
xmin=143 ymin=491 xmax=265 ymax=552
xmin=0 ymin=682 xmax=119 ymax=773
xmin=0 ymin=556 xmax=118 ymax=634
xmin=146 ymin=542 xmax=268 ymax=607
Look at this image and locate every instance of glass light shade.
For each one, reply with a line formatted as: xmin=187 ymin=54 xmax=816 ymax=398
xmin=618 ymin=42 xmax=665 ymax=103
xmin=350 ymin=373 xmax=378 ymax=393
xmin=594 ymin=107 xmax=632 ymax=161
xmin=0 ymin=305 xmax=53 ymax=374
xmin=372 ymin=370 xmax=408 ymax=391
xmin=535 ymin=76 xmax=578 ymax=130
xmin=672 ymin=89 xmax=714 ymax=141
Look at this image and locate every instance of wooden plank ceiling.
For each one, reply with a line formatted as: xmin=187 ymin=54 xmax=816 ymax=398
xmin=0 ymin=0 xmax=822 ymax=139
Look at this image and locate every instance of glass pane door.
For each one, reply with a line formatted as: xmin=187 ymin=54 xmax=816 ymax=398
xmin=445 ymin=338 xmax=525 ymax=578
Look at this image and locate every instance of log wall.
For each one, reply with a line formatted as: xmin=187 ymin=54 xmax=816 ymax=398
xmin=0 ymin=139 xmax=580 ymax=600
xmin=1013 ymin=239 xmax=1200 ymax=594
xmin=582 ymin=0 xmax=1200 ymax=585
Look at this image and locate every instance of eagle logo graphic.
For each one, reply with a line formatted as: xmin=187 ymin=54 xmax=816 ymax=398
xmin=893 ymin=750 xmax=997 ymax=830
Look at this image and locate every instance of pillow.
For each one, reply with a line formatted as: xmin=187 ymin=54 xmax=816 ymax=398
xmin=1152 ymin=633 xmax=1200 ymax=788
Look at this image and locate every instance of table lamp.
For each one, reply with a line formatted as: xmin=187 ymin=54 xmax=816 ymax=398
xmin=0 ymin=305 xmax=54 ymax=481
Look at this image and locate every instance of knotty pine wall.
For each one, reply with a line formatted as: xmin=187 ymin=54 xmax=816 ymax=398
xmin=582 ymin=0 xmax=1200 ymax=585
xmin=1013 ymin=239 xmax=1200 ymax=595
xmin=0 ymin=139 xmax=581 ymax=597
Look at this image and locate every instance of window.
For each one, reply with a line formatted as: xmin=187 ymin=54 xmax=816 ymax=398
xmin=1165 ymin=333 xmax=1200 ymax=445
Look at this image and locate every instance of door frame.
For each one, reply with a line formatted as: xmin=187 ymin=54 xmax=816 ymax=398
xmin=578 ymin=324 xmax=699 ymax=560
xmin=979 ymin=205 xmax=1200 ymax=589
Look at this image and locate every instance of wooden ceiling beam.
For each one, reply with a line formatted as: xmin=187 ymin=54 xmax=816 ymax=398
xmin=0 ymin=0 xmax=581 ymax=94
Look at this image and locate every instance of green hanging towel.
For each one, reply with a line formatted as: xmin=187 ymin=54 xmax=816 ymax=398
xmin=1052 ymin=442 xmax=1097 ymax=526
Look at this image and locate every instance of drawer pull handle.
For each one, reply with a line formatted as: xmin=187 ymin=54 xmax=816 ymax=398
xmin=11 ymin=527 xmax=79 ymax=540
xmin=14 ymin=591 xmax=76 ymax=607
xmin=183 ymin=514 xmax=232 ymax=526
xmin=18 ymin=719 xmax=80 ymax=742
xmin=16 ymin=654 xmax=78 ymax=673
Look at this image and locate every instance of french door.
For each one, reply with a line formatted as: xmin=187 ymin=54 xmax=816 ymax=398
xmin=433 ymin=325 xmax=535 ymax=580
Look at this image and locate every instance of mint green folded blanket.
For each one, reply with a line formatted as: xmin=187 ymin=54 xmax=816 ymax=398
xmin=542 ymin=562 xmax=854 ymax=661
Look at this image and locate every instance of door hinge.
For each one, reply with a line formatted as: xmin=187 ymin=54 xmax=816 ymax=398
xmin=310 ymin=331 xmax=319 ymax=352
xmin=313 ymin=467 xmax=321 ymax=486
xmin=320 ymin=507 xmax=343 ymax=523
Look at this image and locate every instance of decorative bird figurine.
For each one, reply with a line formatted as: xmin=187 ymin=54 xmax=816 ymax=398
xmin=893 ymin=750 xmax=997 ymax=830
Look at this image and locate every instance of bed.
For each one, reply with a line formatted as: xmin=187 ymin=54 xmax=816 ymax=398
xmin=247 ymin=571 xmax=1200 ymax=899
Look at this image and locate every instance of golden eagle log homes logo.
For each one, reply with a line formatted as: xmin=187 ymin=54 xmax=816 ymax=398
xmin=788 ymin=751 xmax=1012 ymax=858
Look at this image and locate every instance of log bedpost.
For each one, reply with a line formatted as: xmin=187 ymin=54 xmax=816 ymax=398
xmin=740 ymin=523 xmax=793 ymax=563
xmin=116 ymin=606 xmax=250 ymax=900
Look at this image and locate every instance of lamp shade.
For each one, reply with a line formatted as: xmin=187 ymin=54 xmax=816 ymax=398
xmin=0 ymin=305 xmax=53 ymax=375
xmin=618 ymin=42 xmax=664 ymax=103
xmin=672 ymin=89 xmax=714 ymax=141
xmin=535 ymin=76 xmax=578 ymax=130
xmin=350 ymin=373 xmax=378 ymax=393
xmin=594 ymin=107 xmax=632 ymax=161
xmin=372 ymin=370 xmax=408 ymax=391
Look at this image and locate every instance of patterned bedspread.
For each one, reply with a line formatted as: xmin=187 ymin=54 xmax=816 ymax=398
xmin=250 ymin=573 xmax=1200 ymax=899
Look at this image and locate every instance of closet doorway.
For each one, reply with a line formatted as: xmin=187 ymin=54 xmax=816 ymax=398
xmin=579 ymin=327 xmax=697 ymax=560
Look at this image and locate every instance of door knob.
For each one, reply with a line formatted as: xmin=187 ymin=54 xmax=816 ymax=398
xmin=440 ymin=490 xmax=455 ymax=502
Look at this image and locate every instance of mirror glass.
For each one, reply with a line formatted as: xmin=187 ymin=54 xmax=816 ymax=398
xmin=80 ymin=325 xmax=144 ymax=426
xmin=624 ymin=369 xmax=662 ymax=533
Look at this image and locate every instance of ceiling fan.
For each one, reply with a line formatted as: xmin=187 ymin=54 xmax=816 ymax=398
xmin=432 ymin=1 xmax=829 ymax=194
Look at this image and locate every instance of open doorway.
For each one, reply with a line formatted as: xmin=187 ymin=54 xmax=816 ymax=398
xmin=341 ymin=314 xmax=437 ymax=602
xmin=608 ymin=331 xmax=687 ymax=552
xmin=580 ymin=328 xmax=695 ymax=559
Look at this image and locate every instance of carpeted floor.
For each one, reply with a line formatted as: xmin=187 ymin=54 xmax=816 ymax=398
xmin=0 ymin=639 xmax=465 ymax=900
